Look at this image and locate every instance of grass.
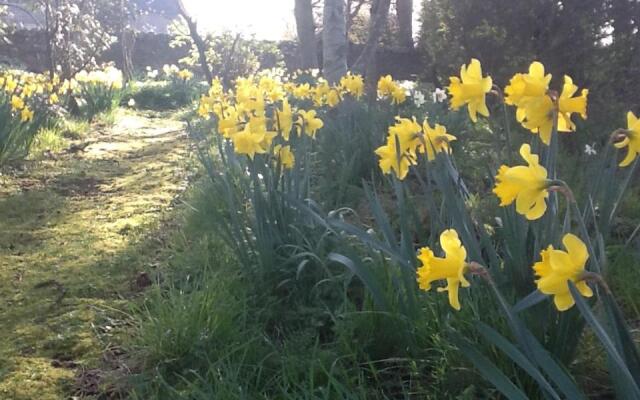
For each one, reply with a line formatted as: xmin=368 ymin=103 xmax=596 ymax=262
xmin=0 ymin=107 xmax=193 ymax=399
xmin=126 ymin=178 xmax=481 ymax=399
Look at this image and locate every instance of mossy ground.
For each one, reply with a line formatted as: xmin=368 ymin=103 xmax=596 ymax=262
xmin=0 ymin=108 xmax=194 ymax=399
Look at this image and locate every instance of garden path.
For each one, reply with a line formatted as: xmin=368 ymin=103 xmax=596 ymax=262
xmin=0 ymin=109 xmax=192 ymax=399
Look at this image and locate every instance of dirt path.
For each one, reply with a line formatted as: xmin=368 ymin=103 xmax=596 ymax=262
xmin=0 ymin=109 xmax=192 ymax=399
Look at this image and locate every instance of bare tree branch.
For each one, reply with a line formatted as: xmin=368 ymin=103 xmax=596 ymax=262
xmin=175 ymin=0 xmax=213 ymax=85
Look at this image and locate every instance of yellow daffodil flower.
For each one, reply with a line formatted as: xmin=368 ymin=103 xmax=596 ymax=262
xmin=10 ymin=95 xmax=24 ymax=111
xmin=533 ymin=233 xmax=593 ymax=311
xmin=217 ymin=109 xmax=242 ymax=138
xmin=232 ymin=124 xmax=266 ymax=159
xmin=557 ymin=75 xmax=588 ymax=132
xmin=374 ymin=135 xmax=414 ymax=180
xmin=273 ymin=144 xmax=295 ymax=169
xmin=20 ymin=107 xmax=34 ymax=122
xmin=615 ymin=111 xmax=640 ymax=167
xmin=293 ymin=83 xmax=311 ymax=99
xmin=178 ymin=69 xmax=193 ymax=81
xmin=520 ymin=95 xmax=556 ymax=145
xmin=326 ymin=89 xmax=341 ymax=107
xmin=447 ymin=58 xmax=492 ymax=122
xmin=422 ymin=119 xmax=456 ymax=161
xmin=416 ymin=229 xmax=470 ymax=310
xmin=377 ymin=75 xmax=395 ymax=96
xmin=493 ymin=144 xmax=550 ymax=220
xmin=391 ymin=86 xmax=407 ymax=105
xmin=297 ymin=110 xmax=323 ymax=138
xmin=340 ymin=73 xmax=364 ymax=99
xmin=275 ymin=99 xmax=293 ymax=140
xmin=388 ymin=116 xmax=422 ymax=153
xmin=504 ymin=61 xmax=551 ymax=112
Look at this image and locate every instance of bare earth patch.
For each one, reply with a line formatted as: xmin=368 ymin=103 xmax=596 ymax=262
xmin=0 ymin=109 xmax=193 ymax=399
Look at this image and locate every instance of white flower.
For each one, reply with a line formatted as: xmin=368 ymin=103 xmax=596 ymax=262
xmin=127 ymin=98 xmax=136 ymax=107
xmin=432 ymin=88 xmax=447 ymax=103
xmin=398 ymin=80 xmax=416 ymax=92
xmin=413 ymin=91 xmax=426 ymax=107
xmin=584 ymin=143 xmax=597 ymax=156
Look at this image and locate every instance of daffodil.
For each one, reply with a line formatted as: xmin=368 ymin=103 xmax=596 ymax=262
xmin=340 ymin=73 xmax=364 ymax=99
xmin=422 ymin=119 xmax=456 ymax=161
xmin=557 ymin=75 xmax=588 ymax=132
xmin=493 ymin=144 xmax=549 ymax=220
xmin=217 ymin=108 xmax=242 ymax=138
xmin=447 ymin=58 xmax=492 ymax=122
xmin=10 ymin=95 xmax=24 ymax=111
xmin=416 ymin=229 xmax=470 ymax=310
xmin=275 ymin=99 xmax=293 ymax=140
xmin=391 ymin=86 xmax=407 ymax=105
xmin=504 ymin=61 xmax=551 ymax=111
xmin=388 ymin=117 xmax=422 ymax=154
xmin=293 ymin=83 xmax=311 ymax=99
xmin=374 ymin=135 xmax=414 ymax=180
xmin=297 ymin=110 xmax=323 ymax=138
xmin=377 ymin=75 xmax=395 ymax=96
xmin=232 ymin=124 xmax=266 ymax=159
xmin=274 ymin=144 xmax=295 ymax=169
xmin=615 ymin=111 xmax=640 ymax=167
xmin=533 ymin=233 xmax=593 ymax=311
xmin=326 ymin=89 xmax=341 ymax=107
xmin=177 ymin=69 xmax=193 ymax=81
xmin=20 ymin=107 xmax=34 ymax=122
xmin=520 ymin=95 xmax=556 ymax=145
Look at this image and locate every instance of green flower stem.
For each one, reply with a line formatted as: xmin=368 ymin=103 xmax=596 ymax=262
xmin=468 ymin=262 xmax=534 ymax=356
xmin=551 ymin=180 xmax=602 ymax=275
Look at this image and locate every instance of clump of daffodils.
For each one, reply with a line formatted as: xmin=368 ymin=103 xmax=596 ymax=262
xmin=374 ymin=116 xmax=456 ymax=179
xmin=377 ymin=75 xmax=408 ymax=105
xmin=1 ymin=70 xmax=63 ymax=124
xmin=197 ymin=74 xmax=330 ymax=167
xmin=75 ymin=66 xmax=123 ymax=90
xmin=504 ymin=61 xmax=588 ymax=144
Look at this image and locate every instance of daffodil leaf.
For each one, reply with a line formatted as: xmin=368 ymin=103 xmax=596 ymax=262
xmin=451 ymin=335 xmax=529 ymax=400
xmin=363 ymin=182 xmax=397 ymax=252
xmin=476 ymin=322 xmax=561 ymax=400
xmin=600 ymin=290 xmax=640 ymax=386
xmin=569 ymin=281 xmax=640 ymax=398
xmin=513 ymin=290 xmax=547 ymax=313
xmin=520 ymin=329 xmax=587 ymax=400
xmin=328 ymin=252 xmax=389 ymax=311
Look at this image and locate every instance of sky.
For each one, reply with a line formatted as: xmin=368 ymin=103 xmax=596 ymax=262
xmin=182 ymin=0 xmax=297 ymax=40
xmin=181 ymin=0 xmax=421 ymax=41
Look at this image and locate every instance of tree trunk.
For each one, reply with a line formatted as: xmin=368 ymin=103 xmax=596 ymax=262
xmin=121 ymin=28 xmax=135 ymax=82
xmin=176 ymin=0 xmax=213 ymax=85
xmin=322 ymin=0 xmax=347 ymax=84
xmin=396 ymin=0 xmax=413 ymax=49
xmin=119 ymin=0 xmax=135 ymax=82
xmin=294 ymin=0 xmax=318 ymax=69
xmin=352 ymin=0 xmax=391 ymax=96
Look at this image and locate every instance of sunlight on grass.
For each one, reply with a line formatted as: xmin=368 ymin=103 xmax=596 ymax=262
xmin=0 ymin=108 xmax=191 ymax=399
